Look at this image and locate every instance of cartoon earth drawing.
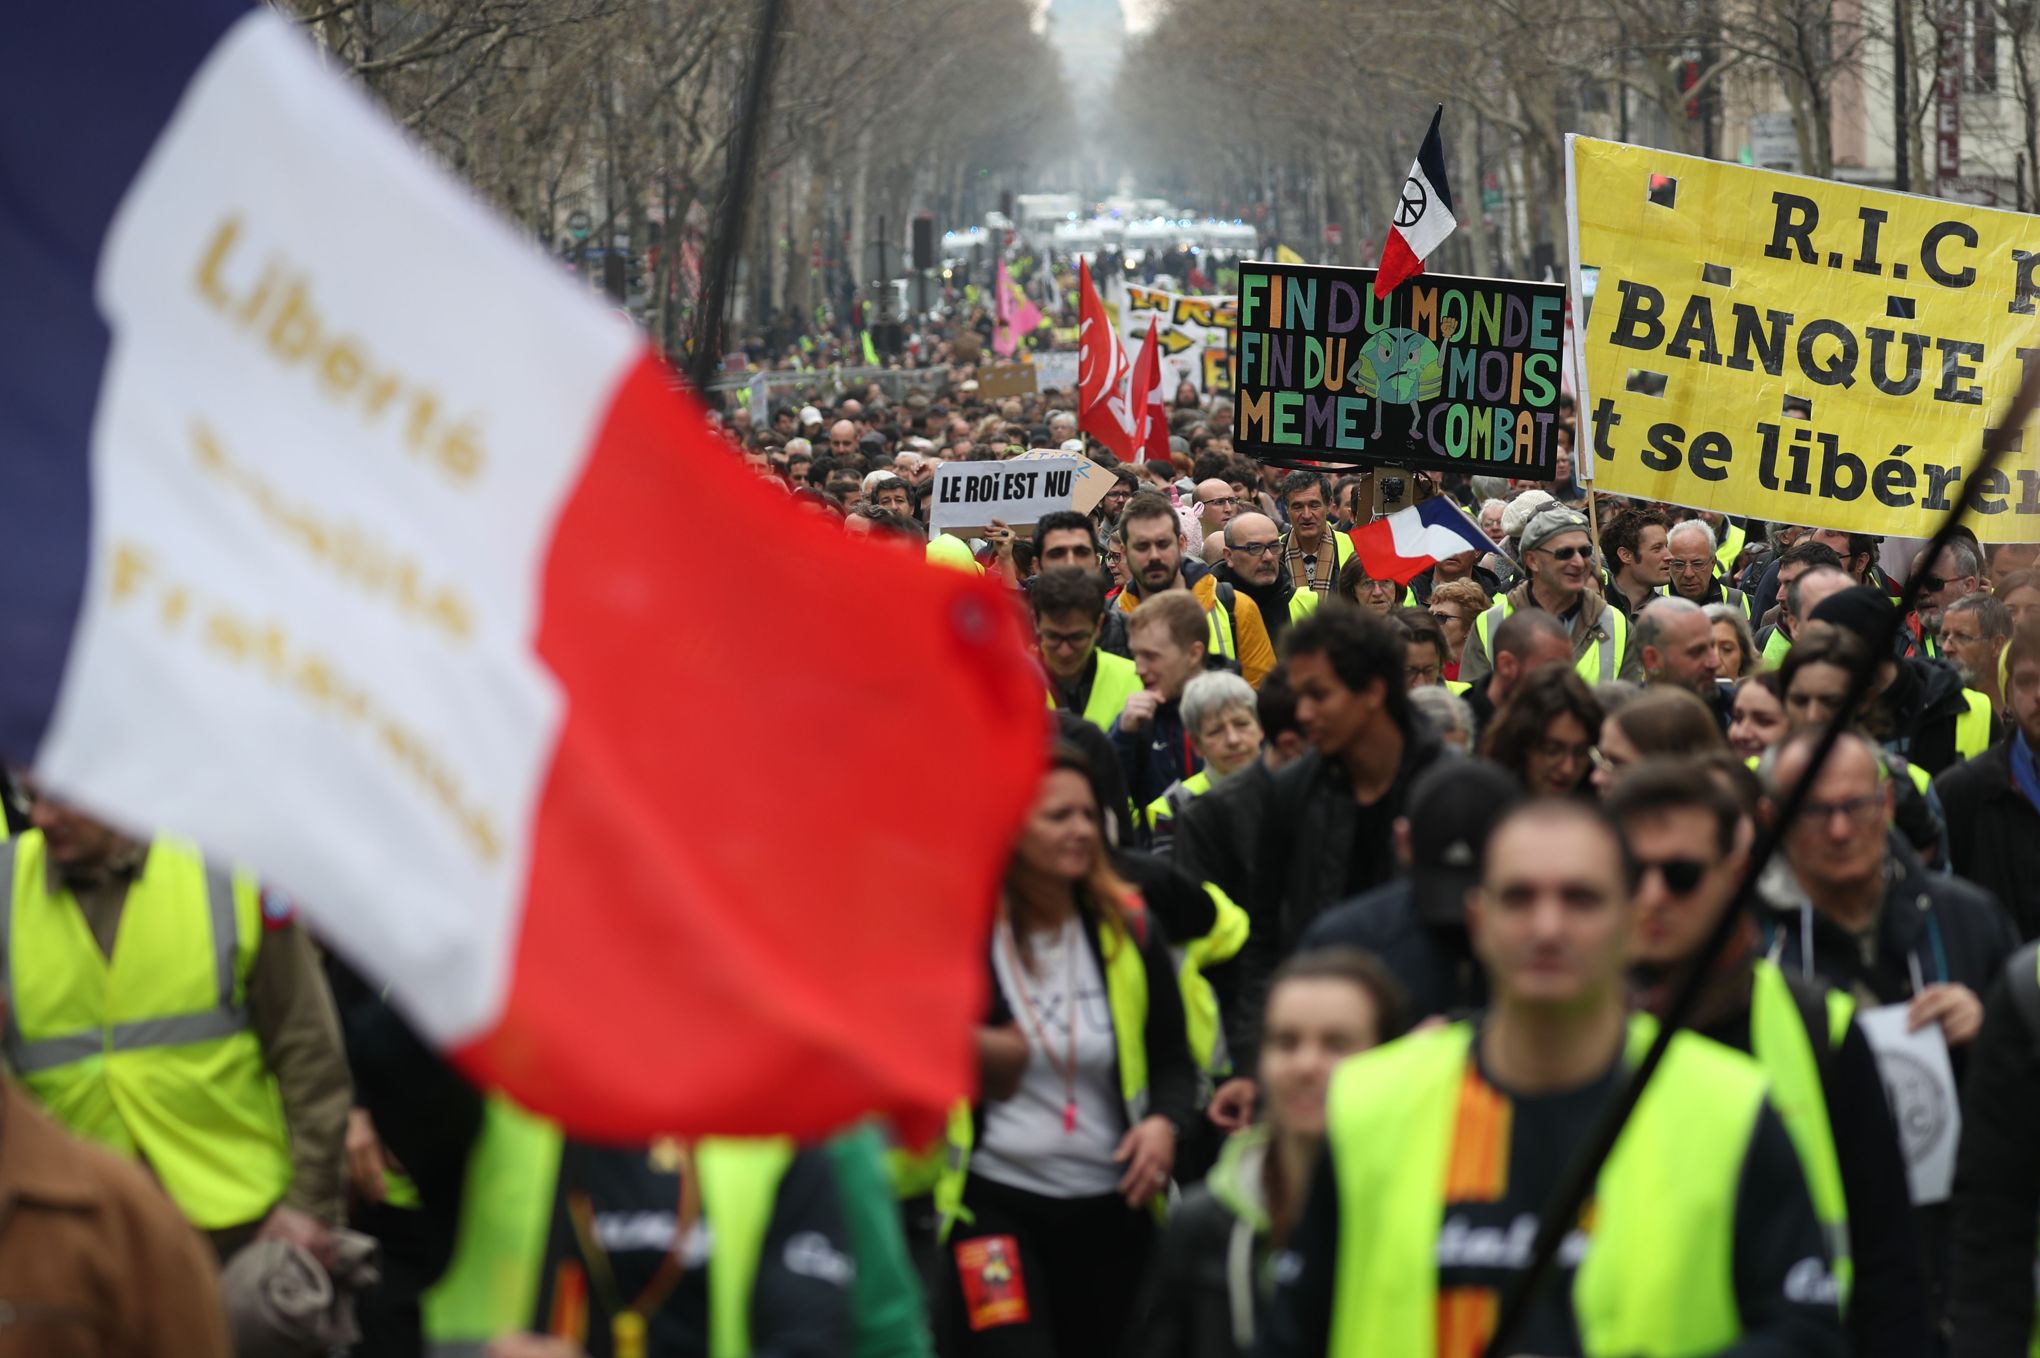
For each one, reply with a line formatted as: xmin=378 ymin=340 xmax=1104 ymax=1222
xmin=1350 ymin=326 xmax=1445 ymax=440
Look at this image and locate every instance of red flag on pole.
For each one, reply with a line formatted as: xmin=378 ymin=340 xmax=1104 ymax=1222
xmin=1077 ymin=260 xmax=1134 ymax=461
xmin=1129 ymin=318 xmax=1170 ymax=465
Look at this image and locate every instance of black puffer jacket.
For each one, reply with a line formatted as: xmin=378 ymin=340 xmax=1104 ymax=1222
xmin=1230 ymin=732 xmax=1449 ymax=1075
xmin=1936 ymin=741 xmax=2040 ymax=942
xmin=1128 ymin=1128 xmax=1276 ymax=1358
xmin=1880 ymin=656 xmax=1981 ymax=777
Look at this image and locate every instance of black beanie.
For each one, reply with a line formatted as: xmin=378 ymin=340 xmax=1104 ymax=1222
xmin=1809 ymin=584 xmax=1896 ymax=646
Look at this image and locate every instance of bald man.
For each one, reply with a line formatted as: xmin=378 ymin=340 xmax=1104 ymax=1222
xmin=1193 ymin=478 xmax=1239 ymax=541
xmin=1214 ymin=511 xmax=1311 ymax=643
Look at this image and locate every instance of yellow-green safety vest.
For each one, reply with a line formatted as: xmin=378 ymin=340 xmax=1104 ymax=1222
xmin=2 ymin=831 xmax=290 ymax=1229
xmin=1142 ymin=769 xmax=1213 ymax=831
xmin=1473 ymin=595 xmax=1632 ymax=686
xmin=1956 ymin=688 xmax=1994 ymax=763
xmin=1180 ymin=883 xmax=1249 ymax=1079
xmin=1046 ymin=649 xmax=1143 ymax=730
xmin=422 ymin=1098 xmax=792 ymax=1358
xmin=1717 ymin=522 xmax=1748 ymax=575
xmin=1324 ymin=1016 xmax=1767 ymax=1357
xmin=935 ymin=916 xmax=1154 ymax=1239
xmin=1657 ymin=581 xmax=1753 ymax=619
xmin=1761 ymin=626 xmax=1793 ymax=669
xmin=1749 ymin=959 xmax=1856 ymax=1307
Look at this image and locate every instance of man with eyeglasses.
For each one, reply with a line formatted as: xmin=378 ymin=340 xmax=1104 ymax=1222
xmin=1662 ymin=518 xmax=1753 ymax=619
xmin=1459 ymin=505 xmax=1640 ymax=687
xmin=1937 ymin=594 xmax=2011 ymax=732
xmin=1033 ymin=567 xmax=1141 ymax=730
xmin=1761 ymin=730 xmax=2014 ymax=1062
xmin=1192 ymin=478 xmax=1237 ymax=543
xmin=1212 ymin=512 xmax=1315 ymax=646
xmin=1611 ymin=761 xmax=1929 ymax=1358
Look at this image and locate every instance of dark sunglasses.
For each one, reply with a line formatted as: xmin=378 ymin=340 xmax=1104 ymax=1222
xmin=1540 ymin=545 xmax=1592 ymax=562
xmin=1637 ymin=856 xmax=1709 ymax=894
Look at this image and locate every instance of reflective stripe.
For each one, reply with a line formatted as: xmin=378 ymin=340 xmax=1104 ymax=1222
xmin=205 ymin=868 xmax=237 ymax=1008
xmin=7 ymin=1031 xmax=98 ymax=1074
xmin=9 ymin=1008 xmax=250 ymax=1075
xmin=0 ymin=843 xmax=250 ymax=1079
xmin=1595 ymin=628 xmax=1616 ymax=684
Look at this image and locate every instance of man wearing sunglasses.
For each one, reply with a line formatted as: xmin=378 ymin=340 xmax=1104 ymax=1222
xmin=1907 ymin=540 xmax=1983 ymax=660
xmin=1458 ymin=505 xmax=1641 ymax=687
xmin=1611 ymin=762 xmax=1929 ymax=1358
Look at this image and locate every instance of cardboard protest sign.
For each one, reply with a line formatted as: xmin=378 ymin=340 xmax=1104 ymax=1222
xmin=1111 ymin=282 xmax=1237 ymax=398
xmin=930 ymin=453 xmax=1109 ymax=535
xmin=976 ymin=360 xmax=1038 ymax=400
xmin=1568 ymin=135 xmax=2040 ymax=539
xmin=1233 ymin=261 xmax=1564 ymax=475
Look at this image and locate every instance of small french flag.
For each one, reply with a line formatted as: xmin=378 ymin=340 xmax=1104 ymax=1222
xmin=1350 ymin=498 xmax=1492 ymax=584
xmin=1374 ymin=106 xmax=1457 ymax=300
xmin=1 ymin=3 xmax=1043 ymax=1142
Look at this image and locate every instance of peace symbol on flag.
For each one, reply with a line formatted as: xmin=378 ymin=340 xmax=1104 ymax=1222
xmin=1396 ymin=176 xmax=1428 ymax=228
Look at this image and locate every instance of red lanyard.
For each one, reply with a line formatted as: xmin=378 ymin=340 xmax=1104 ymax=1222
xmin=999 ymin=917 xmax=1081 ymax=1134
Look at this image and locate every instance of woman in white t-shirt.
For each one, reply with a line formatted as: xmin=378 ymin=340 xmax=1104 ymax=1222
xmin=940 ymin=744 xmax=1196 ymax=1358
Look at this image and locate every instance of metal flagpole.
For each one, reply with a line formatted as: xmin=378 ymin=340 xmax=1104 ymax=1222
xmin=1479 ymin=351 xmax=2040 ymax=1358
xmin=686 ymin=0 xmax=786 ymax=393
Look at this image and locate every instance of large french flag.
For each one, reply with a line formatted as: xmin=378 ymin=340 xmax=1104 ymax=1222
xmin=0 ymin=5 xmax=1043 ymax=1142
xmin=1350 ymin=498 xmax=1492 ymax=584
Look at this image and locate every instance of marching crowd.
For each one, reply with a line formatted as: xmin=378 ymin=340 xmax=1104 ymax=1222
xmin=15 ymin=362 xmax=2040 ymax=1358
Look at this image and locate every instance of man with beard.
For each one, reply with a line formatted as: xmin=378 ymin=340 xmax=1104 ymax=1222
xmin=1939 ymin=593 xmax=2012 ymax=734
xmin=1111 ymin=492 xmax=1276 ymax=687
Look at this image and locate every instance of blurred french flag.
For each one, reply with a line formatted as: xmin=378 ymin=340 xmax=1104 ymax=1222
xmin=1350 ymin=498 xmax=1493 ymax=584
xmin=0 ymin=3 xmax=1041 ymax=1142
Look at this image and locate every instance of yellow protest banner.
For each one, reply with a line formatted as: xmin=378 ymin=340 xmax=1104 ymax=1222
xmin=1566 ymin=134 xmax=2040 ymax=540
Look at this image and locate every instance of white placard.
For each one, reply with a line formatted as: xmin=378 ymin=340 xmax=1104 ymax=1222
xmin=1033 ymin=351 xmax=1080 ymax=396
xmin=929 ymin=454 xmax=1108 ymax=535
xmin=1856 ymin=1002 xmax=1962 ymax=1204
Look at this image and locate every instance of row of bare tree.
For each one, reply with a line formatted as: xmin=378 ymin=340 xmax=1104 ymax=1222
xmin=284 ymin=0 xmax=1074 ymax=355
xmin=1116 ymin=0 xmax=2040 ymax=279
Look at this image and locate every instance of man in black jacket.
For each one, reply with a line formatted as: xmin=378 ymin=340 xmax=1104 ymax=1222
xmin=1762 ymin=729 xmax=2017 ymax=1054
xmin=1936 ymin=622 xmax=2040 ymax=941
xmin=1206 ymin=605 xmax=1448 ymax=1126
xmin=1298 ymin=758 xmax=1521 ymax=1020
xmin=1612 ymin=761 xmax=1929 ymax=1358
xmin=1950 ymin=941 xmax=2040 ymax=1357
xmin=1809 ymin=586 xmax=1992 ymax=776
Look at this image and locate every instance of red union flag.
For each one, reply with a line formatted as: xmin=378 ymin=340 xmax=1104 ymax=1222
xmin=1128 ymin=318 xmax=1169 ymax=464
xmin=1078 ymin=259 xmax=1134 ymax=460
xmin=0 ymin=2 xmax=1045 ymax=1143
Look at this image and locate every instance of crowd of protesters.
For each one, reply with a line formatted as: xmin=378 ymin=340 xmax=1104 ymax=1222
xmin=18 ymin=341 xmax=2040 ymax=1358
